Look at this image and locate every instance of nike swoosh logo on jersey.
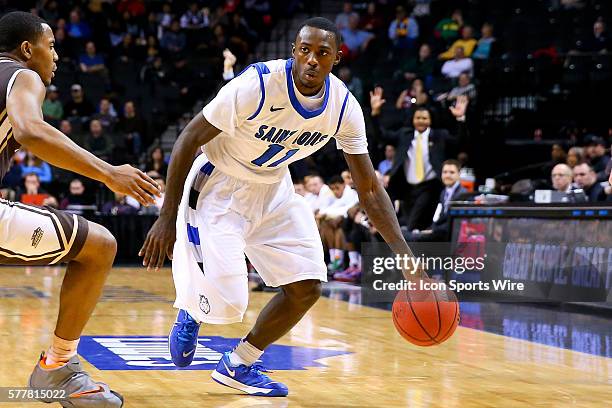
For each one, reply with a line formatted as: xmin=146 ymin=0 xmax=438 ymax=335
xmin=182 ymin=349 xmax=195 ymax=358
xmin=270 ymin=106 xmax=284 ymax=112
xmin=223 ymin=359 xmax=236 ymax=377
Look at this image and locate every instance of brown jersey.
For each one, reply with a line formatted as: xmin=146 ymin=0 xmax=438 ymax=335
xmin=0 ymin=55 xmax=28 ymax=182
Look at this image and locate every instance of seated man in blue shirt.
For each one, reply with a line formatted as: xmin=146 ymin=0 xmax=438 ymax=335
xmin=403 ymin=159 xmax=468 ymax=242
xmin=340 ymin=15 xmax=374 ymax=58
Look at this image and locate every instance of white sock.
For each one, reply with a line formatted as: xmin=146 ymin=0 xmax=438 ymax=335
xmin=228 ymin=339 xmax=263 ymax=367
xmin=45 ymin=335 xmax=79 ymax=366
xmin=348 ymin=251 xmax=360 ymax=267
xmin=336 ymin=249 xmax=344 ymax=261
xmin=329 ymin=249 xmax=336 ymax=262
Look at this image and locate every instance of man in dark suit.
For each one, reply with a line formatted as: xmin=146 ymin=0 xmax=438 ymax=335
xmin=573 ymin=162 xmax=607 ymax=202
xmin=370 ymin=87 xmax=468 ymax=229
xmin=403 ymin=159 xmax=469 ymax=242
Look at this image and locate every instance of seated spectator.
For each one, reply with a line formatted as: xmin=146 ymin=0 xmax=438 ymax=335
xmin=66 ymin=10 xmax=91 ymax=42
xmin=59 ymin=119 xmax=81 ymax=145
xmin=439 ymin=25 xmax=477 ymax=60
xmin=92 ymin=98 xmax=118 ymax=132
xmin=63 ymin=84 xmax=95 ymax=119
xmin=317 ymin=176 xmax=359 ymax=273
xmin=20 ymin=151 xmax=52 ymax=184
xmin=388 ymin=5 xmax=419 ymax=53
xmin=101 ymin=192 xmax=139 ymax=215
xmin=441 ymin=46 xmax=473 ymax=78
xmin=42 ymin=85 xmax=63 ymax=124
xmin=437 ymin=73 xmax=477 ymax=103
xmin=335 ymin=1 xmax=358 ymax=31
xmin=293 ymin=180 xmax=308 ymax=197
xmin=59 ymin=178 xmax=96 ymax=212
xmin=573 ymin=163 xmax=606 ymax=201
xmin=145 ymin=146 xmax=168 ymax=177
xmin=337 ymin=67 xmax=363 ymax=104
xmin=582 ymin=19 xmax=610 ymax=53
xmin=567 ymin=147 xmax=584 ymax=168
xmin=19 ymin=173 xmax=57 ymax=207
xmin=404 ymin=160 xmax=468 ymax=242
xmin=434 ymin=9 xmax=463 ymax=44
xmin=79 ymin=41 xmax=107 ymax=75
xmin=118 ymin=101 xmax=147 ymax=157
xmin=84 ymin=120 xmax=114 ymax=163
xmin=399 ymin=44 xmax=435 ymax=84
xmin=180 ymin=3 xmax=209 ymax=30
xmin=396 ymin=78 xmax=429 ymax=111
xmin=304 ymin=175 xmax=335 ymax=212
xmin=472 ymin=23 xmax=496 ymax=60
xmin=160 ymin=19 xmax=187 ymax=56
xmin=551 ymin=164 xmax=574 ymax=193
xmin=157 ymin=2 xmax=174 ymax=32
xmin=359 ymin=2 xmax=384 ymax=34
xmin=378 ymin=145 xmax=395 ymax=175
xmin=340 ymin=15 xmax=374 ymax=57
xmin=584 ymin=135 xmax=610 ymax=181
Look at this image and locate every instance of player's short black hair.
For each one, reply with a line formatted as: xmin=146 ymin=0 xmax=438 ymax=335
xmin=328 ymin=175 xmax=344 ymax=185
xmin=296 ymin=17 xmax=342 ymax=50
xmin=0 ymin=11 xmax=46 ymax=53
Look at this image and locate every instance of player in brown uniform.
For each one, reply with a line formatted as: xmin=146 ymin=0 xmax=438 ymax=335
xmin=0 ymin=11 xmax=160 ymax=407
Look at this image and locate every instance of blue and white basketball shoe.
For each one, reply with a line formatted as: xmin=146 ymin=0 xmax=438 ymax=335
xmin=168 ymin=309 xmax=201 ymax=367
xmin=211 ymin=352 xmax=289 ymax=397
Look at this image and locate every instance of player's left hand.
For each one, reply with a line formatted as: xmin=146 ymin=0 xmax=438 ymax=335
xmin=139 ymin=215 xmax=176 ymax=271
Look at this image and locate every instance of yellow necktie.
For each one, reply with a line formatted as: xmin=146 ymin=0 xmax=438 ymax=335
xmin=415 ymin=133 xmax=424 ymax=183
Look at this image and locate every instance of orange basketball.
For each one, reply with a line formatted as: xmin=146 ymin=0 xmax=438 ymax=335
xmin=392 ymin=279 xmax=460 ymax=346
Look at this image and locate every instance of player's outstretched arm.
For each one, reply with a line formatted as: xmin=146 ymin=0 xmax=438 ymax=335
xmin=7 ymin=70 xmax=160 ymax=206
xmin=344 ymin=152 xmax=427 ymax=278
xmin=139 ymin=113 xmax=221 ymax=271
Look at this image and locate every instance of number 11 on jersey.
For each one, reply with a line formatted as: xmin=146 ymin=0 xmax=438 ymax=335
xmin=252 ymin=144 xmax=300 ymax=167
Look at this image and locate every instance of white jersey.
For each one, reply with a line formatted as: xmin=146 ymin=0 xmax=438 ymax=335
xmin=201 ymin=58 xmax=368 ymax=184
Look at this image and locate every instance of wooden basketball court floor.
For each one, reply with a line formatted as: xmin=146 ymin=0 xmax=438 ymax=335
xmin=0 ymin=266 xmax=609 ymax=408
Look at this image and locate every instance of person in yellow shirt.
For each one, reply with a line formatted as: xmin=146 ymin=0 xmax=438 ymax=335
xmin=439 ymin=25 xmax=477 ymax=60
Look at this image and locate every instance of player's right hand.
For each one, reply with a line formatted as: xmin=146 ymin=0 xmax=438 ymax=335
xmin=139 ymin=216 xmax=176 ymax=271
xmin=106 ymin=164 xmax=161 ymax=207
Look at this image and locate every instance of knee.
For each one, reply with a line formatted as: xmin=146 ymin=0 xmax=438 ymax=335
xmin=284 ymin=279 xmax=322 ymax=307
xmin=76 ymin=223 xmax=117 ymax=265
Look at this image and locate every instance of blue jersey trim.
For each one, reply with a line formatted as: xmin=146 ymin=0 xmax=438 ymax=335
xmin=199 ymin=161 xmax=215 ymax=175
xmin=285 ymin=59 xmax=330 ymax=120
xmin=187 ymin=224 xmax=200 ymax=245
xmin=246 ymin=63 xmax=270 ymax=121
xmin=334 ymin=90 xmax=350 ymax=136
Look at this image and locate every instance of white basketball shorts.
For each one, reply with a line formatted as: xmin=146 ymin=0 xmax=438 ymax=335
xmin=172 ymin=153 xmax=326 ymax=324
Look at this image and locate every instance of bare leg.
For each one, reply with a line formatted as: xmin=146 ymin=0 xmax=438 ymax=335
xmin=54 ymin=222 xmax=117 ymax=340
xmin=245 ymin=279 xmax=321 ymax=350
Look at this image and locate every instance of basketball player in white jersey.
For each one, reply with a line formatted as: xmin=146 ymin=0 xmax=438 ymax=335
xmin=140 ymin=17 xmax=422 ymax=396
xmin=0 ymin=11 xmax=160 ymax=407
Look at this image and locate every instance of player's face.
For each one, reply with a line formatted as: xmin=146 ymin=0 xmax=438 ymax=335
xmin=25 ymin=24 xmax=58 ymax=86
xmin=292 ymin=27 xmax=341 ymax=93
